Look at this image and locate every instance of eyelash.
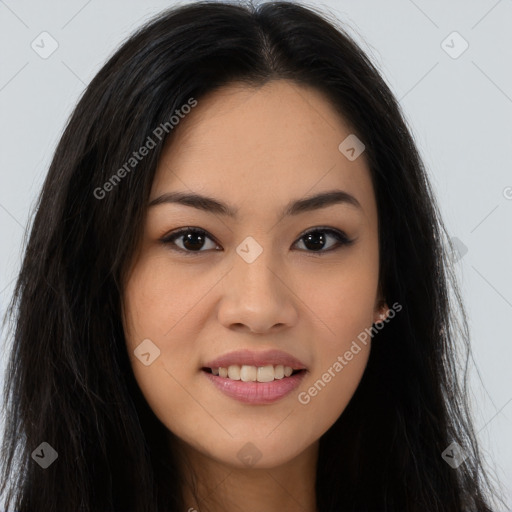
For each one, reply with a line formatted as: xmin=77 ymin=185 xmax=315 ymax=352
xmin=160 ymin=226 xmax=355 ymax=256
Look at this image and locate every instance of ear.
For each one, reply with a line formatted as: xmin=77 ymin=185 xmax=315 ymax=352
xmin=373 ymin=291 xmax=389 ymax=324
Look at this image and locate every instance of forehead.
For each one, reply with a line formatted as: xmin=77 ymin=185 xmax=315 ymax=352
xmin=152 ymin=80 xmax=376 ymax=225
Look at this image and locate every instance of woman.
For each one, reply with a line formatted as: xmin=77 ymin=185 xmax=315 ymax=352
xmin=0 ymin=1 xmax=502 ymax=510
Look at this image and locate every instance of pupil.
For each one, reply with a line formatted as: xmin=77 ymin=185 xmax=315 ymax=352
xmin=304 ymin=232 xmax=325 ymax=251
xmin=183 ymin=232 xmax=204 ymax=251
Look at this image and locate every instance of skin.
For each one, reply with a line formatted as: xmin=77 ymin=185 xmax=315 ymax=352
xmin=122 ymin=79 xmax=389 ymax=512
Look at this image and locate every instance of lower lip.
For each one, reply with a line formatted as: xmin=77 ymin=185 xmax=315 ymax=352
xmin=202 ymin=369 xmax=307 ymax=404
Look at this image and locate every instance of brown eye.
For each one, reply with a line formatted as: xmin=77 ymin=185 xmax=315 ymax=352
xmin=161 ymin=228 xmax=219 ymax=254
xmin=294 ymin=228 xmax=354 ymax=253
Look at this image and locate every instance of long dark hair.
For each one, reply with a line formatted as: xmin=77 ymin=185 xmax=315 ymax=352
xmin=0 ymin=1 xmax=502 ymax=510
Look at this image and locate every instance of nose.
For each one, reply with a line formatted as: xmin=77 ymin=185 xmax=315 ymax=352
xmin=217 ymin=248 xmax=298 ymax=334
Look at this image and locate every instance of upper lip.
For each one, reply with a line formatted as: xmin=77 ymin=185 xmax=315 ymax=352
xmin=203 ymin=349 xmax=307 ymax=370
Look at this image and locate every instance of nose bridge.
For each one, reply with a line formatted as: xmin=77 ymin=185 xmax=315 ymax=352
xmin=232 ymin=234 xmax=282 ymax=300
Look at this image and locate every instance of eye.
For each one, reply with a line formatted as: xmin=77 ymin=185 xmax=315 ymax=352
xmin=293 ymin=227 xmax=355 ymax=253
xmin=160 ymin=227 xmax=220 ymax=254
xmin=160 ymin=226 xmax=354 ymax=255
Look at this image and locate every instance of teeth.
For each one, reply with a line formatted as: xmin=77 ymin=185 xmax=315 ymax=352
xmin=227 ymin=365 xmax=241 ymax=380
xmin=257 ymin=365 xmax=274 ymax=382
xmin=209 ymin=364 xmax=298 ymax=382
xmin=240 ymin=365 xmax=257 ymax=382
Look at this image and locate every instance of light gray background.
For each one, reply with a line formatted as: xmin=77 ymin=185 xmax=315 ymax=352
xmin=0 ymin=0 xmax=511 ymax=509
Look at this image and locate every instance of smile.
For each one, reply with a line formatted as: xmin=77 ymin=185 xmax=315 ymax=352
xmin=202 ymin=366 xmax=307 ymax=404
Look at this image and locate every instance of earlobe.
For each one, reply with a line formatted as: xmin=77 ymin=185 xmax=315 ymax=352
xmin=373 ymin=300 xmax=389 ymax=324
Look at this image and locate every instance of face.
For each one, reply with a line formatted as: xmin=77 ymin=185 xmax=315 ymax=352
xmin=122 ymin=79 xmax=387 ymax=469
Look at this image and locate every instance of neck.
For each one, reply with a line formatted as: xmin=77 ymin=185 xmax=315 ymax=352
xmin=175 ymin=438 xmax=319 ymax=512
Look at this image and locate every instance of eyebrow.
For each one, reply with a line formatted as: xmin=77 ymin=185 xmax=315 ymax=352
xmin=148 ymin=189 xmax=362 ymax=219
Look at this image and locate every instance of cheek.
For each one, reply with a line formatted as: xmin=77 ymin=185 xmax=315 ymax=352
xmin=298 ymin=254 xmax=379 ymax=347
xmin=123 ymin=253 xmax=207 ymax=341
xmin=290 ymin=255 xmax=377 ymax=423
xmin=122 ymin=253 xmax=218 ymax=424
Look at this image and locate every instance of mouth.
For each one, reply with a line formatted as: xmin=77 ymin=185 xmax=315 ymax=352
xmin=201 ymin=365 xmax=308 ymax=404
xmin=201 ymin=349 xmax=308 ymax=404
